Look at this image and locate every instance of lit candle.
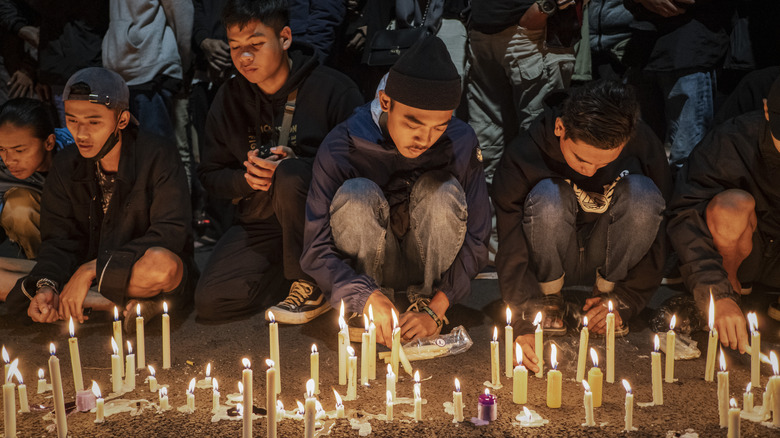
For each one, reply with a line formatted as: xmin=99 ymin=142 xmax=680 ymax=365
xmin=743 ymin=382 xmax=753 ymax=414
xmin=606 ymin=301 xmax=615 ymax=383
xmin=491 ymin=326 xmax=500 ymax=386
xmin=244 ymin=358 xmax=254 ymax=438
xmin=620 ymin=379 xmax=634 ymax=432
xmin=125 ymin=341 xmax=136 ymax=391
xmin=505 ymin=307 xmax=513 ymax=378
xmin=513 ymin=344 xmax=528 ymax=405
xmin=769 ymin=351 xmax=779 ymax=427
xmin=266 ymin=311 xmax=280 ymax=395
xmin=369 ymin=306 xmax=377 ymax=380
xmin=386 ymin=364 xmax=396 ymax=403
xmin=112 ymin=307 xmax=124 ymax=377
xmin=390 ymin=309 xmax=400 ymax=382
xmin=582 ymin=380 xmax=595 ymax=427
xmin=67 ymin=317 xmax=85 ymax=392
xmin=534 ymin=312 xmax=543 ymax=378
xmin=304 ymin=379 xmax=316 ymax=438
xmin=92 ymin=381 xmax=104 ymax=423
xmin=2 ymin=346 xmax=9 ymax=381
xmin=705 ymin=292 xmax=718 ymax=382
xmin=311 ymin=344 xmax=319 ymax=394
xmin=361 ymin=315 xmax=370 ymax=386
xmin=296 ymin=401 xmax=305 ymax=420
xmin=453 ymin=378 xmax=464 ymax=422
xmin=162 ymin=302 xmax=171 ymax=369
xmin=651 ymin=334 xmax=663 ymax=405
xmin=338 ymin=302 xmax=349 ymax=386
xmin=386 ymin=390 xmax=393 ymax=421
xmin=14 ymin=369 xmax=28 ymax=413
xmin=136 ymin=303 xmax=145 ymax=369
xmin=346 ymin=346 xmax=357 ymax=400
xmin=334 ymin=389 xmax=345 ymax=418
xmin=576 ymin=316 xmax=589 ymax=383
xmin=212 ymin=378 xmax=220 ymax=413
xmin=666 ymin=315 xmax=677 ymax=383
xmin=3 ymin=359 xmax=17 ymax=438
xmin=727 ymin=398 xmax=740 ymax=438
xmin=204 ymin=362 xmax=212 ymax=386
xmin=588 ymin=348 xmax=603 ymax=408
xmin=159 ymin=387 xmax=170 ymax=411
xmin=276 ymin=400 xmax=285 ymax=421
xmin=48 ymin=344 xmax=68 ymax=438
xmin=414 ymin=382 xmax=422 ymax=421
xmin=478 ymin=389 xmax=497 ymax=421
xmin=266 ymin=362 xmax=278 ymax=435
xmin=37 ymin=368 xmax=48 ymax=394
xmin=148 ymin=366 xmax=158 ymax=392
xmin=186 ymin=378 xmax=196 ymax=411
xmin=546 ymin=344 xmax=561 ymax=408
xmin=718 ymin=348 xmax=729 ymax=428
xmin=747 ymin=312 xmax=760 ymax=389
xmin=110 ymin=337 xmax=122 ymax=393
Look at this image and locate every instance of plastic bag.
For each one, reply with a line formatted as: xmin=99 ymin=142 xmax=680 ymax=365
xmin=401 ymin=325 xmax=474 ymax=362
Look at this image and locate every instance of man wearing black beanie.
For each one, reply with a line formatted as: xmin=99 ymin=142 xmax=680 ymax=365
xmin=301 ymin=36 xmax=490 ymax=345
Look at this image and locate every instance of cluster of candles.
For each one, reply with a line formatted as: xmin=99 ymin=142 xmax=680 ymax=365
xmin=4 ymin=295 xmax=780 ymax=438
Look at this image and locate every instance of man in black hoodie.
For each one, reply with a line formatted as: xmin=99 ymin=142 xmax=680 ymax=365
xmin=493 ymin=80 xmax=670 ymax=372
xmin=195 ymin=0 xmax=363 ymax=323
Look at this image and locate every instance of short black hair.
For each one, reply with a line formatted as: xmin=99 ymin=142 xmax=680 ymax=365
xmin=560 ymin=80 xmax=640 ymax=150
xmin=222 ymin=0 xmax=289 ymax=34
xmin=0 ymin=98 xmax=55 ymax=141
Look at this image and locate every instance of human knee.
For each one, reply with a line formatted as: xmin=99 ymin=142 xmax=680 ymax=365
xmin=611 ymin=174 xmax=665 ymax=229
xmin=523 ymin=178 xmax=577 ymax=226
xmin=706 ymin=189 xmax=756 ymax=241
xmin=331 ymin=178 xmax=386 ymax=218
xmin=1 ymin=188 xmax=40 ymax=231
xmin=273 ymin=159 xmax=311 ymax=194
xmin=133 ymin=247 xmax=183 ymax=292
xmin=410 ymin=171 xmax=466 ymax=217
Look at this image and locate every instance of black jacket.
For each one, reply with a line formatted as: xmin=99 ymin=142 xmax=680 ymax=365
xmin=7 ymin=127 xmax=195 ymax=315
xmin=668 ymin=112 xmax=780 ymax=312
xmin=492 ymin=93 xmax=672 ymax=332
xmin=197 ymin=43 xmax=363 ymax=223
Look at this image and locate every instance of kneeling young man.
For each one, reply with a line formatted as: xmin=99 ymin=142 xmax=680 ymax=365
xmin=301 ymin=36 xmax=490 ymax=346
xmin=3 ymin=68 xmax=196 ymax=325
xmin=493 ymin=81 xmax=671 ymax=372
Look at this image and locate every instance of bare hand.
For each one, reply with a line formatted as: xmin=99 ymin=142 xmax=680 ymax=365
xmin=714 ymin=298 xmax=749 ymax=353
xmin=346 ymin=27 xmax=367 ymax=52
xmin=364 ymin=291 xmax=400 ymax=347
xmin=243 ymin=150 xmax=281 ymax=191
xmin=58 ymin=260 xmax=97 ymax=323
xmin=18 ymin=26 xmax=40 ymax=47
xmin=8 ymin=71 xmax=34 ymax=98
xmin=399 ymin=310 xmax=439 ymax=342
xmin=583 ymin=297 xmax=623 ymax=335
xmin=515 ymin=333 xmax=541 ymax=373
xmin=28 ymin=287 xmax=60 ymax=323
xmin=35 ymin=83 xmax=51 ymax=102
xmin=200 ymin=38 xmax=232 ymax=72
xmin=637 ymin=0 xmax=688 ymax=17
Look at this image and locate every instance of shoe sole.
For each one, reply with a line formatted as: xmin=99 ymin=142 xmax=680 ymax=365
xmin=268 ymin=302 xmax=332 ymax=325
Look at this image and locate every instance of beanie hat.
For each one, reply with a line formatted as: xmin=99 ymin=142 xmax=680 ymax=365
xmin=384 ymin=36 xmax=461 ymax=111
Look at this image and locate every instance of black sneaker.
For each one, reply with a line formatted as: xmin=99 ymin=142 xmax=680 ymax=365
xmin=267 ymin=280 xmax=331 ymax=324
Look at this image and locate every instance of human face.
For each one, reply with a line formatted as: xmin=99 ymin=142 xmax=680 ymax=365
xmin=227 ymin=20 xmax=291 ymax=94
xmin=64 ymin=100 xmax=126 ymax=160
xmin=379 ymin=91 xmax=453 ymax=159
xmin=0 ymin=123 xmax=54 ymax=180
xmin=555 ymin=117 xmax=625 ymax=177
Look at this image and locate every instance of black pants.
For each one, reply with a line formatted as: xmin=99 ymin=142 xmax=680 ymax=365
xmin=194 ymin=158 xmax=312 ymax=321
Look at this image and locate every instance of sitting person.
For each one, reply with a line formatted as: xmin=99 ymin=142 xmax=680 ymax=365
xmin=301 ymin=36 xmax=490 ymax=346
xmin=0 ymin=98 xmax=72 ymax=261
xmin=668 ymin=76 xmax=780 ymax=353
xmin=493 ymin=80 xmax=671 ymax=373
xmin=194 ymin=0 xmax=362 ymax=323
xmin=2 ymin=67 xmax=197 ymax=327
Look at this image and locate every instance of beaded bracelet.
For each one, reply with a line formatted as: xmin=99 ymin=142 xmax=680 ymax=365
xmin=421 ymin=305 xmax=442 ymax=328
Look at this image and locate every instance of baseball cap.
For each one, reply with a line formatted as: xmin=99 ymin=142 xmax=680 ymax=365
xmin=768 ymin=76 xmax=780 ymax=139
xmin=62 ymin=67 xmax=138 ymax=124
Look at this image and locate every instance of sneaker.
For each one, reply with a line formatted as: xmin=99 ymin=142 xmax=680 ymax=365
xmin=537 ymin=294 xmax=567 ymax=336
xmin=267 ymin=280 xmax=331 ymax=324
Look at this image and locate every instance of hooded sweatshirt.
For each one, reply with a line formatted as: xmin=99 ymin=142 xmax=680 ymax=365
xmin=198 ymin=43 xmax=363 ymax=223
xmin=492 ymin=92 xmax=672 ymax=331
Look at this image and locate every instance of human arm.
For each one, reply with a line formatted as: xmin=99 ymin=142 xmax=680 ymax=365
xmin=27 ymin=287 xmax=60 ymax=323
xmin=160 ymin=0 xmax=193 ymax=71
xmin=307 ymin=0 xmax=346 ymax=59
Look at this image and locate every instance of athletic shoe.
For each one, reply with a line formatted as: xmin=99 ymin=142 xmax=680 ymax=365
xmin=267 ymin=280 xmax=331 ymax=324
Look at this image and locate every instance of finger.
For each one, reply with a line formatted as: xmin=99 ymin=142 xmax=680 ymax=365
xmin=208 ymin=59 xmax=222 ymax=72
xmin=736 ymin=323 xmax=749 ymax=354
xmin=725 ymin=321 xmax=738 ymax=350
xmin=244 ymin=173 xmax=271 ymax=190
xmin=717 ymin=323 xmax=731 ymax=348
xmin=591 ymin=318 xmax=607 ymax=334
xmin=75 ymin=301 xmax=84 ymax=324
xmin=520 ymin=343 xmax=540 ymax=373
xmin=247 ymin=154 xmax=281 ymax=170
xmin=244 ymin=161 xmax=275 ymax=179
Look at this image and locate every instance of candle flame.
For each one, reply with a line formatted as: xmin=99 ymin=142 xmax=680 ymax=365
xmin=771 ymin=351 xmax=778 ymax=375
xmin=708 ymin=292 xmax=715 ymax=332
xmin=523 ymin=406 xmax=532 ymax=421
xmin=296 ymin=400 xmax=305 ymax=415
xmin=414 ymin=370 xmax=420 ymax=383
xmin=92 ymin=380 xmax=101 ymax=398
xmin=516 ymin=343 xmax=523 ymax=366
xmin=111 ymin=337 xmax=119 ymax=355
xmin=306 ymin=379 xmax=315 ymax=398
xmin=347 ymin=346 xmax=355 ymax=357
xmin=653 ymin=334 xmax=660 ymax=352
xmin=334 ymin=388 xmax=343 ymax=407
xmin=454 ymin=378 xmax=460 ymax=392
xmin=414 ymin=385 xmax=420 ymax=399
xmin=485 ymin=388 xmax=490 ymax=396
xmin=277 ymin=400 xmax=284 ymax=411
xmin=492 ymin=326 xmax=498 ymax=342
xmin=238 ymin=381 xmax=244 ymax=395
xmin=127 ymin=341 xmax=133 ymax=355
xmin=747 ymin=312 xmax=758 ymax=334
xmin=243 ymin=358 xmax=251 ymax=369
xmin=136 ymin=303 xmax=141 ymax=318
xmin=582 ymin=380 xmax=591 ymax=392
xmin=670 ymin=314 xmax=676 ymax=330
xmin=38 ymin=369 xmax=44 ymax=380
xmin=746 ymin=382 xmax=751 ymax=393
xmin=392 ymin=309 xmax=398 ymax=329
xmin=387 ymin=363 xmax=393 ymax=376
xmin=114 ymin=306 xmax=119 ymax=321
xmin=13 ymin=369 xmax=22 ymax=385
xmin=69 ymin=317 xmax=75 ymax=337
xmin=6 ymin=358 xmax=18 ymax=383
xmin=148 ymin=365 xmax=156 ymax=377
xmin=338 ymin=315 xmax=347 ymax=331
xmin=622 ymin=379 xmax=632 ymax=394
xmin=364 ymin=314 xmax=369 ymax=331
xmin=533 ymin=311 xmax=542 ymax=327
xmin=312 ymin=344 xmax=317 ymax=354
xmin=551 ymin=343 xmax=558 ymax=370
xmin=730 ymin=398 xmax=737 ymax=409
xmin=163 ymin=301 xmax=168 ymax=314
xmin=387 ymin=390 xmax=393 ymax=404
xmin=49 ymin=343 xmax=56 ymax=356
xmin=583 ymin=316 xmax=588 ymax=328
xmin=1 ymin=345 xmax=8 ymax=362
xmin=213 ymin=378 xmax=219 ymax=393
xmin=315 ymin=400 xmax=323 ymax=412
xmin=719 ymin=348 xmax=726 ymax=372
xmin=268 ymin=311 xmax=276 ymax=323
xmin=160 ymin=387 xmax=167 ymax=398
xmin=368 ymin=305 xmax=374 ymax=322
xmin=590 ymin=348 xmax=598 ymax=368
xmin=340 ymin=300 xmax=345 ymax=319
xmin=188 ymin=378 xmax=196 ymax=394
xmin=206 ymin=362 xmax=211 ymax=377
xmin=608 ymin=300 xmax=613 ymax=313
xmin=506 ymin=307 xmax=512 ymax=325
xmin=236 ymin=403 xmax=243 ymax=417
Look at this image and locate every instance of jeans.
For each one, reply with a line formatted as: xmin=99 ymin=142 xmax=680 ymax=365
xmin=129 ymin=89 xmax=175 ymax=141
xmin=329 ymin=172 xmax=468 ymax=298
xmin=523 ymin=175 xmax=664 ymax=294
xmin=0 ymin=187 xmax=41 ymax=259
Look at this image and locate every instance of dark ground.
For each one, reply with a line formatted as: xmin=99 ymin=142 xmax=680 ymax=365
xmin=1 ymin=243 xmax=780 ymax=438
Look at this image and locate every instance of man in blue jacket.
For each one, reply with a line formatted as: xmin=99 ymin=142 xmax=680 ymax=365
xmin=301 ymin=36 xmax=490 ymax=345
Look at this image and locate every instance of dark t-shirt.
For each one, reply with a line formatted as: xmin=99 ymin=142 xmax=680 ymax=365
xmin=470 ymin=0 xmax=534 ymax=34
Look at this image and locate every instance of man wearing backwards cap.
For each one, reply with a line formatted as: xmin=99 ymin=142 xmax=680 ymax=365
xmin=3 ymin=67 xmax=196 ymax=326
xmin=301 ymin=36 xmax=490 ymax=346
xmin=668 ymin=76 xmax=780 ymax=353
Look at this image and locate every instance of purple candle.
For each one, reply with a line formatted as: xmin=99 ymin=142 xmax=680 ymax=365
xmin=478 ymin=389 xmax=497 ymax=421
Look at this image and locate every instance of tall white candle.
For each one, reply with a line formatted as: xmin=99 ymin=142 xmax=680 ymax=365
xmin=361 ymin=315 xmax=370 ymax=386
xmin=3 ymin=359 xmax=17 ymax=438
xmin=266 ymin=362 xmax=278 ymax=434
xmin=534 ymin=312 xmax=543 ymax=378
xmin=666 ymin=315 xmax=677 ymax=383
xmin=112 ymin=307 xmax=125 ymax=377
xmin=334 ymin=389 xmax=345 ymax=418
xmin=339 ymin=303 xmax=349 ymax=386
xmin=368 ymin=306 xmax=377 ymax=380
xmin=513 ymin=344 xmax=528 ymax=404
xmin=505 ymin=307 xmax=513 ymax=378
xmin=15 ymin=370 xmax=29 ymax=413
xmin=2 ymin=346 xmax=9 ymax=382
xmin=727 ymin=398 xmax=740 ymax=438
xmin=743 ymin=382 xmax=753 ymax=413
xmin=576 ymin=316 xmax=589 ymax=383
xmin=347 ymin=346 xmax=357 ymax=400
xmin=304 ymin=379 xmax=316 ymax=438
xmin=111 ymin=337 xmax=122 ymax=393
xmin=244 ymin=358 xmax=254 ymax=438
xmin=588 ymin=348 xmax=603 ymax=408
xmin=267 ymin=311 xmax=280 ymax=394
xmin=769 ymin=352 xmax=779 ymax=427
xmin=606 ymin=301 xmax=615 ymax=383
xmin=652 ymin=334 xmax=663 ymax=405
xmin=212 ymin=378 xmax=220 ymax=413
xmin=310 ymin=344 xmax=319 ymax=395
xmin=125 ymin=341 xmax=136 ymax=390
xmin=386 ymin=364 xmax=396 ymax=402
xmin=413 ymin=381 xmax=422 ymax=421
xmin=747 ymin=313 xmax=760 ymax=389
xmin=718 ymin=349 xmax=729 ymax=428
xmin=162 ymin=302 xmax=171 ymax=369
xmin=68 ymin=317 xmax=85 ymax=392
xmin=622 ymin=379 xmax=634 ymax=431
xmin=148 ymin=366 xmax=158 ymax=392
xmin=390 ymin=309 xmax=400 ymax=382
xmin=385 ymin=390 xmax=393 ymax=421
xmin=582 ymin=380 xmax=595 ymax=427
xmin=491 ymin=326 xmax=501 ymax=386
xmin=92 ymin=381 xmax=104 ymax=423
xmin=136 ymin=304 xmax=145 ymax=369
xmin=48 ymin=344 xmax=68 ymax=438
xmin=705 ymin=293 xmax=718 ymax=382
xmin=453 ymin=378 xmax=464 ymax=422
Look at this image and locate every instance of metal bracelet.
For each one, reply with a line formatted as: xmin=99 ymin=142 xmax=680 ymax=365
xmin=35 ymin=278 xmax=58 ymax=295
xmin=421 ymin=305 xmax=442 ymax=328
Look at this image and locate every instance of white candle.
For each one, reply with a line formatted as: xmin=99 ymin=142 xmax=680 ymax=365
xmin=334 ymin=389 xmax=345 ymax=418
xmin=361 ymin=315 xmax=370 ymax=386
xmin=747 ymin=313 xmax=760 ymax=389
xmin=666 ymin=315 xmax=677 ymax=383
xmin=2 ymin=346 xmax=9 ymax=382
xmin=266 ymin=362 xmax=277 ymax=436
xmin=110 ymin=338 xmax=122 ymax=393
xmin=534 ymin=312 xmax=543 ymax=378
xmin=651 ymin=334 xmax=663 ymax=405
xmin=187 ymin=378 xmax=196 ymax=411
xmin=413 ymin=380 xmax=422 ymax=421
xmin=743 ymin=382 xmax=753 ymax=413
xmin=491 ymin=326 xmax=500 ymax=386
xmin=268 ymin=311 xmax=280 ymax=394
xmin=727 ymin=398 xmax=740 ymax=438
xmin=136 ymin=304 xmax=145 ymax=369
xmin=390 ymin=309 xmax=400 ymax=382
xmin=48 ymin=344 xmax=68 ymax=438
xmin=513 ymin=344 xmax=528 ymax=405
xmin=304 ymin=379 xmax=316 ymax=438
xmin=386 ymin=364 xmax=396 ymax=403
xmin=582 ymin=380 xmax=595 ymax=427
xmin=385 ymin=390 xmax=393 ymax=421
xmin=244 ymin=359 xmax=254 ymax=438
xmin=718 ymin=349 xmax=729 ymax=428
xmin=588 ymin=348 xmax=603 ymax=408
xmin=68 ymin=318 xmax=85 ymax=392
xmin=606 ymin=301 xmax=615 ymax=383
xmin=276 ymin=400 xmax=285 ymax=422
xmin=3 ymin=359 xmax=17 ymax=438
xmin=505 ymin=307 xmax=513 ymax=378
xmin=546 ymin=344 xmax=561 ymax=408
xmin=770 ymin=352 xmax=779 ymax=427
xmin=125 ymin=341 xmax=136 ymax=390
xmin=162 ymin=302 xmax=171 ymax=369
xmin=212 ymin=378 xmax=220 ymax=413
xmin=623 ymin=379 xmax=634 ymax=431
xmin=37 ymin=368 xmax=48 ymax=394
xmin=453 ymin=378 xmax=464 ymax=422
xmin=576 ymin=316 xmax=589 ymax=383
xmin=159 ymin=387 xmax=170 ymax=410
xmin=92 ymin=381 xmax=104 ymax=423
xmin=112 ymin=307 xmax=124 ymax=377
xmin=338 ymin=303 xmax=349 ymax=386
xmin=16 ymin=372 xmax=29 ymax=413
xmin=347 ymin=346 xmax=357 ymax=400
xmin=310 ymin=344 xmax=319 ymax=394
xmin=368 ymin=306 xmax=377 ymax=380
xmin=705 ymin=293 xmax=718 ymax=382
xmin=148 ymin=366 xmax=158 ymax=392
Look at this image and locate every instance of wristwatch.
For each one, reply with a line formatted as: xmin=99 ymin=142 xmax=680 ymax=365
xmin=536 ymin=0 xmax=558 ymax=15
